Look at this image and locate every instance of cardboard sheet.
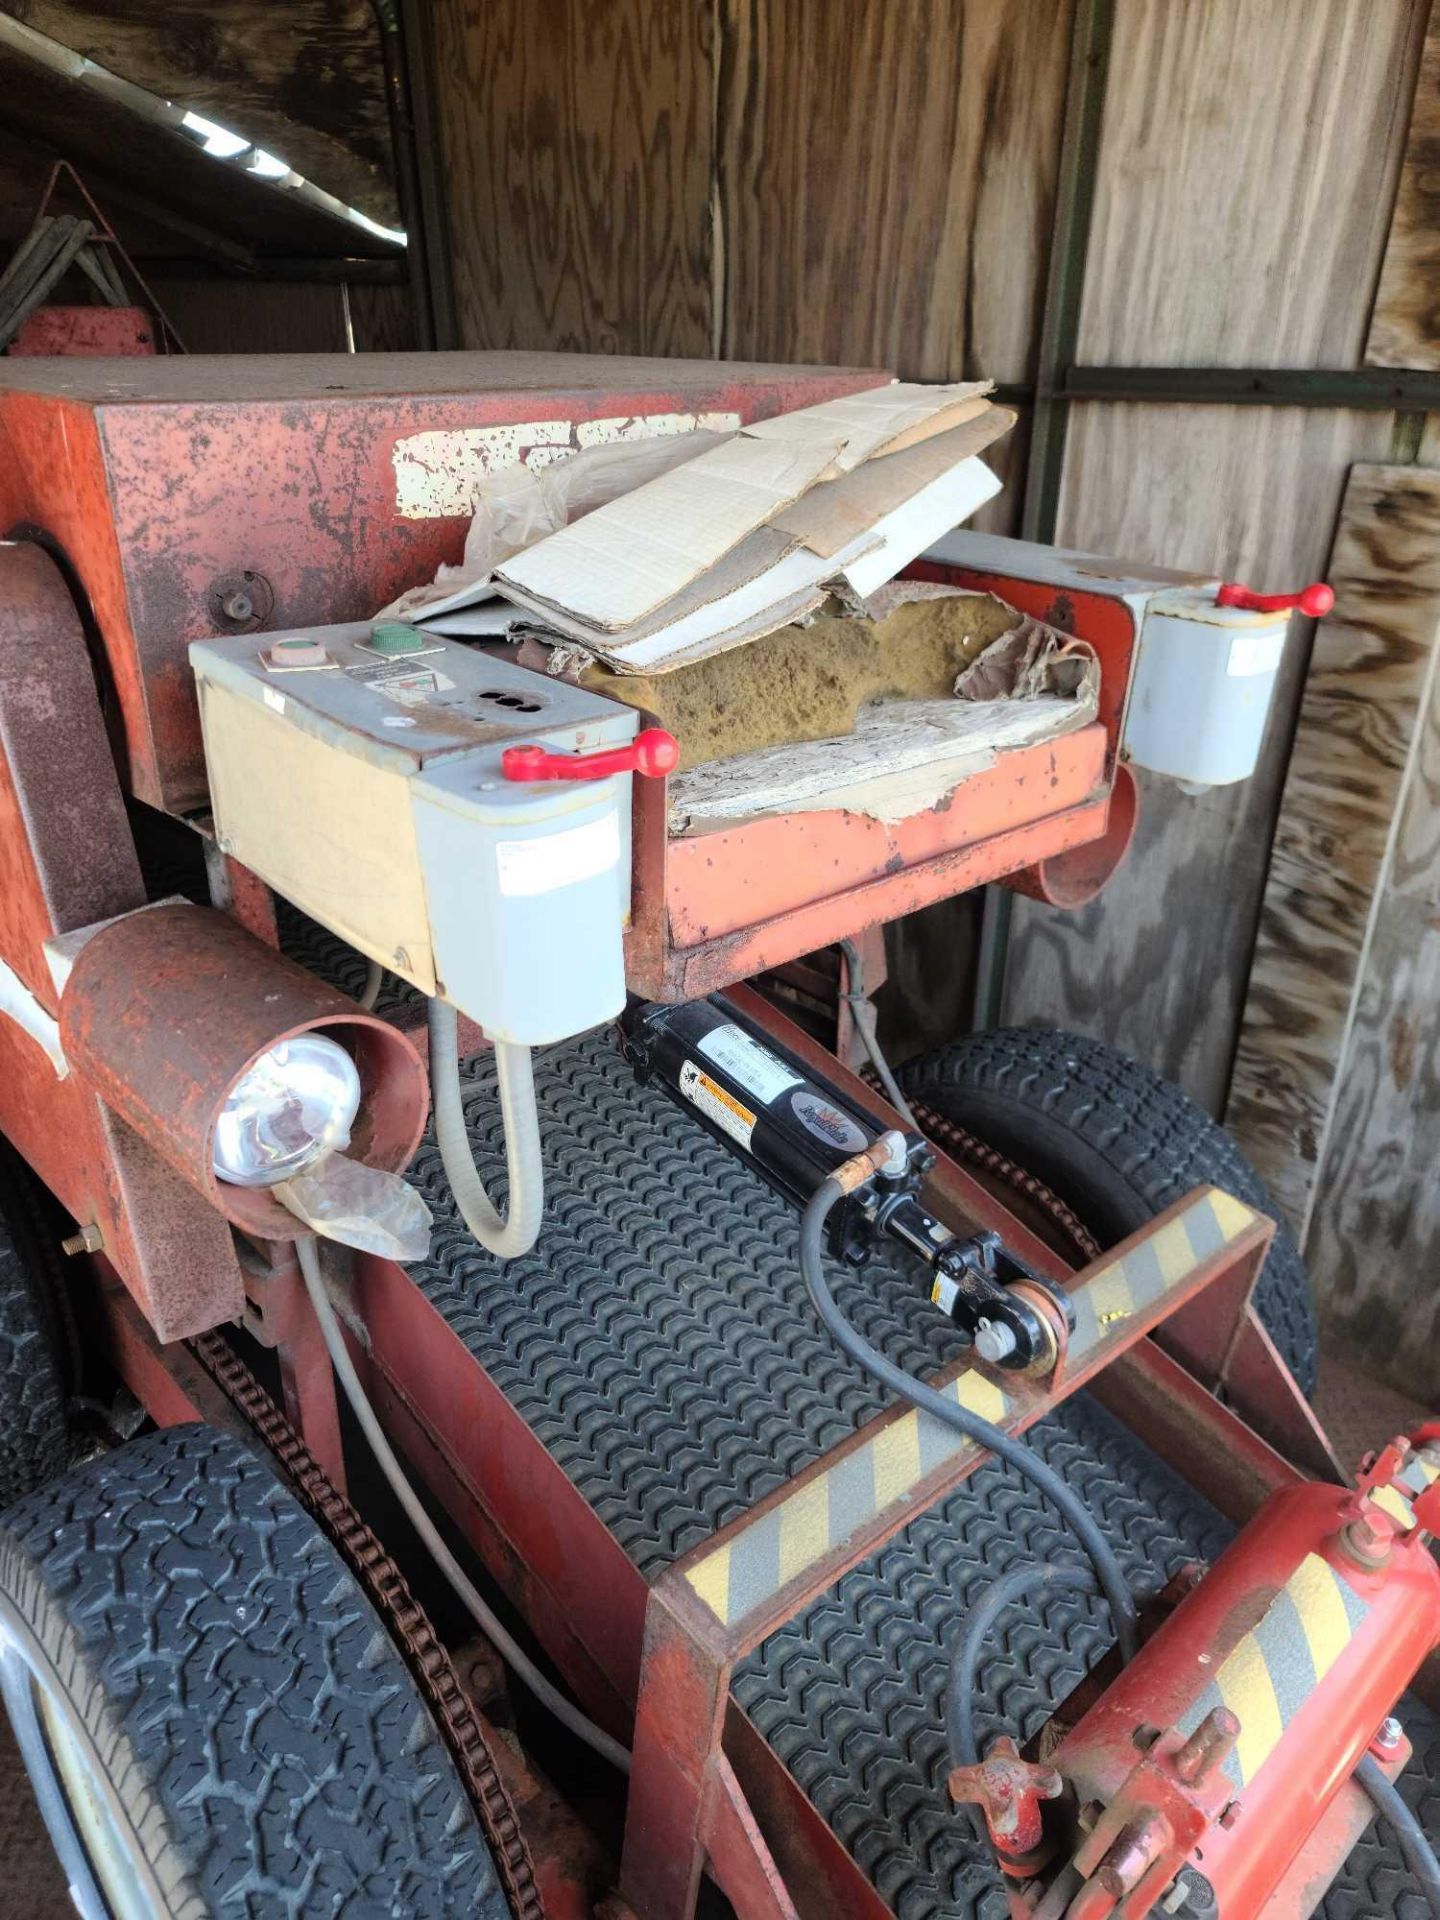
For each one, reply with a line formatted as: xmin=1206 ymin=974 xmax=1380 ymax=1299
xmin=742 ymin=380 xmax=992 ymax=472
xmin=773 ymin=410 xmax=1015 ymax=559
xmin=495 ymin=430 xmax=845 ymax=633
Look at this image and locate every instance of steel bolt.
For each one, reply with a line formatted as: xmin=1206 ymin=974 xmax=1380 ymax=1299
xmin=1175 ymin=1707 xmax=1240 ymax=1784
xmin=1372 ymin=1715 xmax=1404 ymax=1756
xmin=975 ymin=1318 xmax=1018 ymax=1365
xmin=60 ymin=1223 xmax=104 ymax=1256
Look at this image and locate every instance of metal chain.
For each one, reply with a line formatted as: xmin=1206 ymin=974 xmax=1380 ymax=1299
xmin=905 ymin=1097 xmax=1104 ymax=1264
xmin=188 ymin=1329 xmax=546 ymax=1920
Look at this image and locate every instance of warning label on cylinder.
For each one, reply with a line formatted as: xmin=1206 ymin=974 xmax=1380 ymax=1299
xmin=679 ymin=1061 xmax=756 ymax=1150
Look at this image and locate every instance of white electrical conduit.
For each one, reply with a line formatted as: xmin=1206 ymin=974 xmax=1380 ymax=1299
xmin=427 ymin=998 xmax=544 ymax=1260
xmin=296 ymin=1234 xmax=630 ymax=1773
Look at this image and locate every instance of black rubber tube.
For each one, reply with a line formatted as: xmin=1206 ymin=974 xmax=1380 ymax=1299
xmin=945 ymin=1563 xmax=1099 ymax=1771
xmin=799 ymin=1177 xmax=1139 ymax=1660
xmin=1356 ymin=1753 xmax=1440 ymax=1918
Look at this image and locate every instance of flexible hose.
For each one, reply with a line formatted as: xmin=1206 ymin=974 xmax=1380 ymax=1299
xmin=798 ymin=1177 xmax=1138 ymax=1660
xmin=358 ymin=958 xmax=385 ymax=1011
xmin=946 ymin=1563 xmax=1098 ymax=1773
xmin=1357 ymin=1753 xmax=1440 ymax=1918
xmin=428 ymin=997 xmax=544 ymax=1260
xmin=296 ymin=1235 xmax=630 ymax=1774
xmin=838 ymin=937 xmax=920 ymax=1129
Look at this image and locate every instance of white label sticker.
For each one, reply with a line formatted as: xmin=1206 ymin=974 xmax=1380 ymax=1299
xmin=262 ymin=686 xmax=286 ymax=715
xmin=496 ymin=812 xmax=620 ymax=898
xmin=679 ymin=1060 xmax=756 ymax=1150
xmin=1227 ymin=630 xmax=1286 ymax=677
xmin=697 ymin=1025 xmax=803 ymax=1105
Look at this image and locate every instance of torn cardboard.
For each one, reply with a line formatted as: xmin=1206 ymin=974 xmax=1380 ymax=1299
xmin=495 ymin=431 xmax=846 ymax=633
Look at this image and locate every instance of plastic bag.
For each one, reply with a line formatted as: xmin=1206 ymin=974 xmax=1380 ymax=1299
xmin=275 ymin=1151 xmax=433 ymax=1262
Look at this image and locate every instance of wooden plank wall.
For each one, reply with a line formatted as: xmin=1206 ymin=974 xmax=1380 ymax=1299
xmin=427 ymin=0 xmax=1071 ymax=546
xmin=998 ymin=0 xmax=1429 ymax=1114
xmin=422 ymin=0 xmax=1440 ymax=1378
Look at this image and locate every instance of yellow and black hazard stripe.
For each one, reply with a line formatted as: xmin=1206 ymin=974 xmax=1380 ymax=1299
xmin=684 ymin=1369 xmax=1009 ymax=1628
xmin=1067 ymin=1188 xmax=1260 ymax=1362
xmin=1174 ymin=1553 xmax=1369 ymax=1789
xmin=682 ymin=1188 xmax=1263 ymax=1631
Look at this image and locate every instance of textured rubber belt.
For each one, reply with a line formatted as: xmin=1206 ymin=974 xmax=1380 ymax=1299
xmin=1175 ymin=1552 xmax=1369 ymax=1789
xmin=685 ymin=1187 xmax=1261 ymax=1630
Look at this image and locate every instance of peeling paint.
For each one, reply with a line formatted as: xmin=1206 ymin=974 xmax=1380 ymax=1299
xmin=391 ymin=411 xmax=742 ymax=520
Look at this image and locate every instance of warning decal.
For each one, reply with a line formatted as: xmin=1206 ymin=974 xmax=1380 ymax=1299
xmin=679 ymin=1061 xmax=757 ymax=1150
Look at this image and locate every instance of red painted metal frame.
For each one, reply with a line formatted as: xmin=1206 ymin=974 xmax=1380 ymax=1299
xmin=110 ymin=986 xmax=1298 ymax=1920
xmin=9 ymin=308 xmax=156 ymax=356
xmin=0 ymin=542 xmax=244 ymax=1338
xmin=0 ymin=355 xmax=884 ymax=813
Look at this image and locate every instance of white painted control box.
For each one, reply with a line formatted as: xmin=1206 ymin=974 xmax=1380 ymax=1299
xmin=190 ymin=625 xmax=639 ymax=1043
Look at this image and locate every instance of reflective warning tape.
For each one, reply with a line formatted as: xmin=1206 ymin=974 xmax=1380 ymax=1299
xmin=1175 ymin=1553 xmax=1368 ymax=1789
xmin=1068 ymin=1188 xmax=1260 ymax=1362
xmin=683 ymin=1369 xmax=1010 ymax=1628
xmin=682 ymin=1187 xmax=1261 ymax=1631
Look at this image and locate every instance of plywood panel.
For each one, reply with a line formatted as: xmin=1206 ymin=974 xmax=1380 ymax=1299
xmin=718 ymin=0 xmax=1074 ymax=384
xmin=12 ymin=0 xmax=397 ymax=225
xmin=1078 ymin=0 xmax=1427 ymax=368
xmin=431 ymin=0 xmax=714 ymax=358
xmin=1306 ymin=891 xmax=1440 ymax=1398
xmin=1001 ymin=403 xmax=1403 ymax=1115
xmin=1226 ymin=466 xmax=1440 ymax=1233
xmin=146 ymin=279 xmax=347 ymax=354
xmin=1368 ymin=0 xmax=1440 ymax=368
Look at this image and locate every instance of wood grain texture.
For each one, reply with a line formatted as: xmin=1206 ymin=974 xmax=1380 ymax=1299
xmin=1001 ymin=404 xmax=1403 ymax=1116
xmin=431 ymin=0 xmax=714 ymax=357
xmin=717 ymin=0 xmax=1074 ymax=384
xmin=144 ymin=280 xmax=348 ymax=355
xmin=1078 ymin=0 xmax=1427 ymax=368
xmin=1369 ymin=0 xmax=1440 ymax=367
xmin=1226 ymin=465 xmax=1440 ymax=1234
xmin=1306 ymin=891 xmax=1440 ymax=1399
xmin=10 ymin=0 xmax=397 ymax=225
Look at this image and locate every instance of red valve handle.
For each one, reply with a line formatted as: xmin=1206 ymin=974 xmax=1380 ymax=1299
xmin=501 ymin=726 xmax=680 ymax=783
xmin=1215 ymin=580 xmax=1334 ymax=617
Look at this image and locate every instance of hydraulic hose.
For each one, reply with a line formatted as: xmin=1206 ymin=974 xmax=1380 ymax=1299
xmin=296 ymin=1235 xmax=630 ymax=1774
xmin=428 ymin=996 xmax=544 ymax=1260
xmin=1357 ymin=1753 xmax=1440 ymax=1919
xmin=945 ymin=1562 xmax=1099 ymax=1773
xmin=798 ymin=1176 xmax=1139 ymax=1660
xmin=838 ymin=936 xmax=920 ymax=1129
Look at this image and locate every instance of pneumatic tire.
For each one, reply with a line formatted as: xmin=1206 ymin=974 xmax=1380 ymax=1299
xmin=0 ymin=1143 xmax=69 ymax=1507
xmin=896 ymin=1027 xmax=1319 ymax=1395
xmin=0 ymin=1423 xmax=511 ymax=1919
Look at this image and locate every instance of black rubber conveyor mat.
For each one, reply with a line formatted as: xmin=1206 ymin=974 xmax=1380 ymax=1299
xmin=402 ymin=1033 xmax=1439 ymax=1920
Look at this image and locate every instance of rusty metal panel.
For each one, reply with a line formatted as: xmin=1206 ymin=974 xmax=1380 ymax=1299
xmin=0 ymin=353 xmax=887 ymax=812
xmin=0 ymin=542 xmax=243 ymax=1337
xmin=9 ymin=308 xmax=157 ymax=356
xmin=59 ymin=902 xmax=428 ymax=1242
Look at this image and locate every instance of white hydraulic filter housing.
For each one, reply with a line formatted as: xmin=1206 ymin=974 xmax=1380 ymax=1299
xmin=190 ymin=623 xmax=647 ymax=1044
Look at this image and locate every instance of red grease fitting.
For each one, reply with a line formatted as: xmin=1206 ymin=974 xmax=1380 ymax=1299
xmin=501 ymin=727 xmax=680 ymax=782
xmin=1216 ymin=580 xmax=1334 ymax=617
